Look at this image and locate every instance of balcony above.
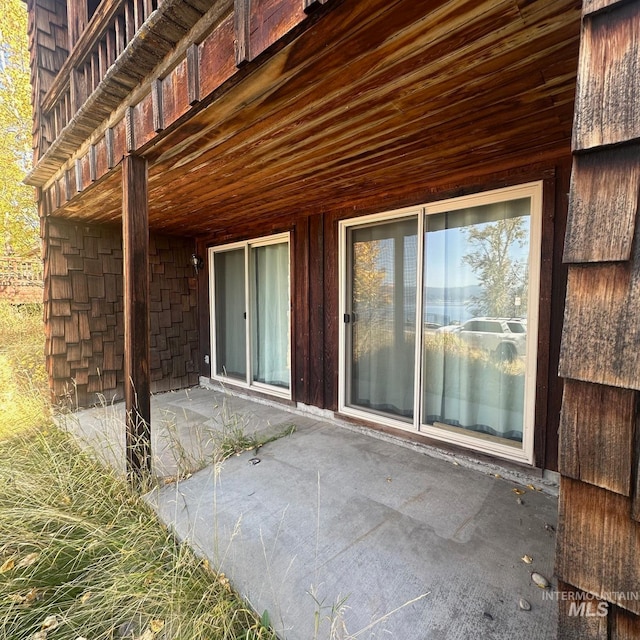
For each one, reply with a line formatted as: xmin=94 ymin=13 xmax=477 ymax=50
xmin=28 ymin=0 xmax=582 ymax=240
xmin=28 ymin=0 xmax=222 ymax=186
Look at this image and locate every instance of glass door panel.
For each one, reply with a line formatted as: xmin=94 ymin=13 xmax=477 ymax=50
xmin=346 ymin=217 xmax=418 ymax=421
xmin=214 ymin=248 xmax=246 ymax=380
xmin=250 ymin=242 xmax=290 ymax=390
xmin=421 ymin=198 xmax=531 ymax=447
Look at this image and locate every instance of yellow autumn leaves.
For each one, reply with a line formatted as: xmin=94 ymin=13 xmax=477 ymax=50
xmin=1 ymin=551 xmax=39 ymax=574
xmin=1 ymin=550 xmax=43 ymax=610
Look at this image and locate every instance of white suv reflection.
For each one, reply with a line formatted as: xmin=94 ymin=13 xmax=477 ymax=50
xmin=436 ymin=317 xmax=527 ymax=362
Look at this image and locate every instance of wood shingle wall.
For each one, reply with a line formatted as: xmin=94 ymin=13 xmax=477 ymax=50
xmin=43 ymin=217 xmax=199 ymax=408
xmin=557 ymin=0 xmax=640 ymax=636
xmin=27 ymin=0 xmax=69 ymax=164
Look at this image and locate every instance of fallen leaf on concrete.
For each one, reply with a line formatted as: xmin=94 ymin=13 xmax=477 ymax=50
xmin=512 ymin=488 xmax=526 ymax=495
xmin=521 ymin=555 xmax=533 ymax=564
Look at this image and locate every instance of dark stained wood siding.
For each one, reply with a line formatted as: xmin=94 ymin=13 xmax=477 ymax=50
xmin=564 ymin=147 xmax=640 ymax=263
xmin=557 ymin=0 xmax=640 ymax=634
xmin=572 ymin=2 xmax=640 ymax=151
xmin=248 ymin=0 xmax=306 ymax=61
xmin=43 ymin=217 xmax=199 ymax=408
xmin=557 ymin=479 xmax=640 ymax=616
xmin=308 ymin=213 xmax=325 ymax=409
xmin=560 ymin=380 xmax=635 ymax=496
xmin=559 ymin=260 xmax=640 ymax=390
xmin=27 ymin=0 xmax=69 ymax=163
xmin=556 ymin=581 xmax=608 ymax=640
xmin=292 ymin=215 xmax=310 ymax=404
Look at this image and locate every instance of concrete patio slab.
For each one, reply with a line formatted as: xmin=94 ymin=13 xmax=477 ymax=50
xmin=60 ymin=387 xmax=559 ymax=639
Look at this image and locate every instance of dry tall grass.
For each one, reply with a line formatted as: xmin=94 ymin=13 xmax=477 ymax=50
xmin=0 ymin=302 xmax=274 ymax=640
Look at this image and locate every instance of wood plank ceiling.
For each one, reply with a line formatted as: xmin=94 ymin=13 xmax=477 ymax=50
xmin=54 ymin=0 xmax=582 ymax=237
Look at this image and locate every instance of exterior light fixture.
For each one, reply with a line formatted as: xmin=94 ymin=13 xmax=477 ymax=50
xmin=191 ymin=253 xmax=204 ymax=275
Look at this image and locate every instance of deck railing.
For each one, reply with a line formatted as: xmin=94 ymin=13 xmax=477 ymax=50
xmin=41 ymin=0 xmax=162 ymax=144
xmin=0 ymin=258 xmax=43 ymax=288
xmin=0 ymin=257 xmax=43 ymax=304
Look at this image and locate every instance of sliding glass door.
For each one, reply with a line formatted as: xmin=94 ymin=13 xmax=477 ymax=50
xmin=213 ymin=248 xmax=246 ymax=381
xmin=344 ymin=216 xmax=418 ymax=421
xmin=340 ymin=184 xmax=541 ymax=463
xmin=421 ymin=198 xmax=533 ymax=450
xmin=210 ymin=234 xmax=291 ymax=397
xmin=250 ymin=242 xmax=290 ymax=389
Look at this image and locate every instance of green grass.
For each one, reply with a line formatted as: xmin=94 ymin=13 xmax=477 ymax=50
xmin=0 ymin=302 xmax=275 ymax=640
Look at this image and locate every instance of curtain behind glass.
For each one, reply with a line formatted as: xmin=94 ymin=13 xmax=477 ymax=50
xmin=422 ymin=199 xmax=530 ymax=443
xmin=348 ymin=217 xmax=417 ymax=420
xmin=251 ymin=242 xmax=290 ymax=389
xmin=214 ymin=249 xmax=246 ymax=380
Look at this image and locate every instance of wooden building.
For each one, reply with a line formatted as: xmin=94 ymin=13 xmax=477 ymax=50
xmin=24 ymin=0 xmax=640 ymax=635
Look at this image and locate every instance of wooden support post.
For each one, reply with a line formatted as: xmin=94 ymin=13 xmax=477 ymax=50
xmin=122 ymin=154 xmax=151 ymax=486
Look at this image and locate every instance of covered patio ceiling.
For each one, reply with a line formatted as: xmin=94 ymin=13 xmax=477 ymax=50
xmin=54 ymin=0 xmax=582 ymax=237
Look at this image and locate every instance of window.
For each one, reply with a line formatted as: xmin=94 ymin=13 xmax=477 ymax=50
xmin=340 ymin=183 xmax=542 ymax=463
xmin=209 ymin=234 xmax=291 ymax=398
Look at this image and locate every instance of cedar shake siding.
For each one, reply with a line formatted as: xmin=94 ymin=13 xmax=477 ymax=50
xmin=556 ymin=1 xmax=640 ymax=637
xmin=43 ymin=217 xmax=198 ymax=407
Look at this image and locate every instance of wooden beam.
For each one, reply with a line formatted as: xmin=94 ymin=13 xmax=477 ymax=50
xmin=126 ymin=106 xmax=135 ymax=152
xmin=122 ymin=154 xmax=151 ymax=485
xmin=75 ymin=159 xmax=83 ymax=193
xmin=234 ymin=0 xmax=251 ymax=66
xmin=89 ymin=145 xmax=97 ymax=182
xmin=187 ymin=43 xmax=200 ymax=105
xmin=152 ymin=79 xmax=164 ymax=132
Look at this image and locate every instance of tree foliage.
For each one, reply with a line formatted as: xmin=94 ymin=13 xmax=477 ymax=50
xmin=0 ymin=0 xmax=38 ymax=257
xmin=463 ymin=217 xmax=528 ymax=318
xmin=352 ymin=240 xmax=391 ymax=359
